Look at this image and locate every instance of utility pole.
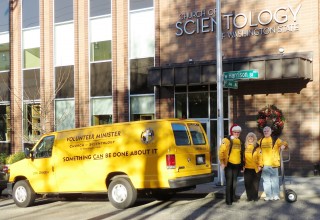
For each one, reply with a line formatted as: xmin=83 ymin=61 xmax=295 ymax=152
xmin=216 ymin=0 xmax=224 ymax=186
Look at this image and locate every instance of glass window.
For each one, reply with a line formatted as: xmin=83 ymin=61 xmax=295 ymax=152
xmin=129 ymin=9 xmax=154 ymax=59
xmin=90 ymin=16 xmax=112 ymax=61
xmin=0 ymin=72 xmax=9 ymax=101
xmin=23 ymin=103 xmax=41 ymax=143
xmin=210 ymin=120 xmax=229 ymax=163
xmin=34 ymin=135 xmax=55 ymax=158
xmin=92 ymin=98 xmax=112 ymax=125
xmin=55 ymin=0 xmax=73 ymax=23
xmin=55 ymin=23 xmax=74 ymax=66
xmin=22 ymin=0 xmax=39 ymax=28
xmin=90 ymin=0 xmax=111 ymax=17
xmin=130 ymin=95 xmax=154 ymax=121
xmin=188 ymin=123 xmax=206 ymax=145
xmin=91 ymin=62 xmax=112 ymax=96
xmin=55 ymin=66 xmax=74 ymax=98
xmin=23 ymin=69 xmax=40 ymax=100
xmin=175 ymin=93 xmax=187 ymax=119
xmin=0 ymin=105 xmax=10 ymax=142
xmin=171 ymin=123 xmax=190 ymax=146
xmin=55 ymin=99 xmax=75 ymax=131
xmin=23 ymin=28 xmax=40 ymax=68
xmin=0 ymin=0 xmax=9 ymax=32
xmin=130 ymin=0 xmax=153 ymax=10
xmin=189 ymin=92 xmax=208 ymax=118
xmin=130 ymin=57 xmax=154 ymax=94
xmin=0 ymin=33 xmax=10 ymax=71
xmin=210 ymin=90 xmax=228 ymax=118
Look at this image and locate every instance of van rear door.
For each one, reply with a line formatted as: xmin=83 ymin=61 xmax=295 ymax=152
xmin=167 ymin=122 xmax=212 ymax=179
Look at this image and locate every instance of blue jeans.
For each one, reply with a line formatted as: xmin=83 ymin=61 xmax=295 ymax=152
xmin=261 ymin=166 xmax=280 ymax=198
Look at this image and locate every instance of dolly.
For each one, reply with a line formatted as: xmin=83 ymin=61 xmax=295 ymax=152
xmin=280 ymin=149 xmax=298 ymax=203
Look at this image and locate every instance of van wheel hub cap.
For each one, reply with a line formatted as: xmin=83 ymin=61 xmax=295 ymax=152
xmin=15 ymin=186 xmax=27 ymax=203
xmin=112 ymin=184 xmax=127 ymax=203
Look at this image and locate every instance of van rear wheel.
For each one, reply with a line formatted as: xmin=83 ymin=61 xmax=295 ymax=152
xmin=13 ymin=180 xmax=36 ymax=207
xmin=108 ymin=177 xmax=137 ymax=209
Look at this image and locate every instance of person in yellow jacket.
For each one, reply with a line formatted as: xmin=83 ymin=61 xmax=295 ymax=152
xmin=243 ymin=132 xmax=263 ymax=202
xmin=219 ymin=124 xmax=244 ymax=205
xmin=258 ymin=126 xmax=288 ymax=201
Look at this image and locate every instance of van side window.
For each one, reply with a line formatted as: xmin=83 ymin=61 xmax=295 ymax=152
xmin=188 ymin=123 xmax=206 ymax=145
xmin=172 ymin=123 xmax=190 ymax=146
xmin=34 ymin=136 xmax=55 ymax=158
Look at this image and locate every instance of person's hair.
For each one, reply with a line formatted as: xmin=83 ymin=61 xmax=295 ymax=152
xmin=245 ymin=132 xmax=257 ymax=147
xmin=263 ymin=126 xmax=271 ymax=132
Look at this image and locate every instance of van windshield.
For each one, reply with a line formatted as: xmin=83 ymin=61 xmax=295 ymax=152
xmin=188 ymin=123 xmax=206 ymax=145
xmin=171 ymin=123 xmax=191 ymax=146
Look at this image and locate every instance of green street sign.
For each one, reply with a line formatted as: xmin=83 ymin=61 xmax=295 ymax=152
xmin=223 ymin=80 xmax=238 ymax=89
xmin=223 ymin=69 xmax=259 ymax=80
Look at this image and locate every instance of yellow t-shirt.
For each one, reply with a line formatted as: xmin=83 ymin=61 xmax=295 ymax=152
xmin=244 ymin=144 xmax=255 ymax=169
xmin=228 ymin=138 xmax=241 ymax=164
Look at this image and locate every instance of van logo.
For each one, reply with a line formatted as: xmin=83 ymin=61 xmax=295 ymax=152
xmin=141 ymin=128 xmax=154 ymax=144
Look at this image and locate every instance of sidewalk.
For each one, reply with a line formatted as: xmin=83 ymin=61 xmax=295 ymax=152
xmin=188 ymin=176 xmax=320 ymax=200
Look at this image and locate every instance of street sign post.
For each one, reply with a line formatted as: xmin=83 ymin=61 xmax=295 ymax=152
xmin=223 ymin=69 xmax=259 ymax=80
xmin=223 ymin=80 xmax=238 ymax=89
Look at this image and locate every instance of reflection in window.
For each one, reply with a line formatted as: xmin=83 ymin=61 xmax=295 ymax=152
xmin=130 ymin=57 xmax=154 ymax=94
xmin=91 ymin=62 xmax=112 ymax=96
xmin=188 ymin=123 xmax=206 ymax=145
xmin=189 ymin=92 xmax=209 ymax=118
xmin=55 ymin=99 xmax=75 ymax=131
xmin=55 ymin=23 xmax=74 ymax=66
xmin=23 ymin=103 xmax=41 ymax=143
xmin=34 ymin=135 xmax=55 ymax=158
xmin=55 ymin=66 xmax=74 ymax=98
xmin=90 ymin=16 xmax=112 ymax=62
xmin=90 ymin=0 xmax=111 ymax=17
xmin=92 ymin=98 xmax=112 ymax=125
xmin=130 ymin=95 xmax=154 ymax=121
xmin=0 ymin=72 xmax=9 ymax=101
xmin=175 ymin=93 xmax=187 ymax=119
xmin=22 ymin=0 xmax=39 ymax=28
xmin=55 ymin=0 xmax=73 ymax=23
xmin=0 ymin=105 xmax=10 ymax=142
xmin=23 ymin=69 xmax=40 ymax=100
xmin=0 ymin=41 xmax=9 ymax=71
xmin=171 ymin=123 xmax=190 ymax=146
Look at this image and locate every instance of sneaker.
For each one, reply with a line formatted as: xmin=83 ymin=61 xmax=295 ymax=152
xmin=273 ymin=196 xmax=280 ymax=201
xmin=264 ymin=197 xmax=274 ymax=201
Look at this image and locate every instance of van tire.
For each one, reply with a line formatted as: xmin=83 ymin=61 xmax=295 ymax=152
xmin=108 ymin=177 xmax=137 ymax=209
xmin=13 ymin=180 xmax=36 ymax=207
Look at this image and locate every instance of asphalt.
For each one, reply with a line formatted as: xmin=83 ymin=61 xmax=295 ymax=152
xmin=186 ymin=175 xmax=320 ymax=201
xmin=1 ymin=176 xmax=319 ymax=202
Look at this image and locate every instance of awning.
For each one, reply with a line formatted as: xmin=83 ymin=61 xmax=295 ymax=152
xmin=148 ymin=52 xmax=313 ymax=86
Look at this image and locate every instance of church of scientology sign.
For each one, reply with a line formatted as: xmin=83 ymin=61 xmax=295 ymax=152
xmin=175 ymin=4 xmax=301 ymax=39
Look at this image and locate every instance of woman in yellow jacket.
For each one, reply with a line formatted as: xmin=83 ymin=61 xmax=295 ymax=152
xmin=243 ymin=132 xmax=263 ymax=201
xmin=219 ymin=124 xmax=244 ymax=205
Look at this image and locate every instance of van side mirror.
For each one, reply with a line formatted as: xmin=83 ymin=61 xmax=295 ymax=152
xmin=24 ymin=148 xmax=33 ymax=159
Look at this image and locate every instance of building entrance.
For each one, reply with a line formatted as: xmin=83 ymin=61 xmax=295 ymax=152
xmin=174 ymin=85 xmax=229 ymax=166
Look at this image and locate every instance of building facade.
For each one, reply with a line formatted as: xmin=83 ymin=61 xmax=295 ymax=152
xmin=0 ymin=0 xmax=319 ymax=175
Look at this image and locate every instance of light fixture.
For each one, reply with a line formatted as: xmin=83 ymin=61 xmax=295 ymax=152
xmin=1 ymin=53 xmax=6 ymax=61
xmin=278 ymin=47 xmax=285 ymax=55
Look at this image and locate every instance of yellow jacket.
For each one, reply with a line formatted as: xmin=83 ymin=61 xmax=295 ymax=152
xmin=219 ymin=137 xmax=243 ymax=166
xmin=244 ymin=144 xmax=263 ymax=173
xmin=258 ymin=136 xmax=288 ymax=167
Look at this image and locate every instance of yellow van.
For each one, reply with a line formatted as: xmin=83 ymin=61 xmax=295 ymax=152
xmin=7 ymin=119 xmax=213 ymax=209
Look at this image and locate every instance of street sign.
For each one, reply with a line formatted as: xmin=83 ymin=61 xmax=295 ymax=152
xmin=223 ymin=69 xmax=259 ymax=80
xmin=223 ymin=80 xmax=238 ymax=89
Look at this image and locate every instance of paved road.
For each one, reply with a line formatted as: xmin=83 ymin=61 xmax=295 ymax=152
xmin=1 ymin=189 xmax=319 ymax=220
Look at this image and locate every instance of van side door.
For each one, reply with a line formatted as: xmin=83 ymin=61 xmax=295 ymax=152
xmin=28 ymin=135 xmax=57 ymax=192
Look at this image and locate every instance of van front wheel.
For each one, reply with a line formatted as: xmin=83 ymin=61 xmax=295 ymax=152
xmin=13 ymin=180 xmax=36 ymax=207
xmin=108 ymin=177 xmax=137 ymax=209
